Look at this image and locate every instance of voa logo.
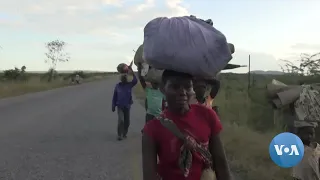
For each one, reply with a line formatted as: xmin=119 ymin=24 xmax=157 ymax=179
xmin=274 ymin=145 xmax=300 ymax=156
xmin=269 ymin=132 xmax=304 ymax=168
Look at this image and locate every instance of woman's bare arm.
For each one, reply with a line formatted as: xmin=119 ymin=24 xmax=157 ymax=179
xmin=209 ymin=134 xmax=232 ymax=180
xmin=137 ymin=64 xmax=147 ymax=89
xmin=142 ymin=134 xmax=158 ymax=180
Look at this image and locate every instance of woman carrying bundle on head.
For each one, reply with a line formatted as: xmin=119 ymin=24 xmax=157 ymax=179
xmin=141 ymin=15 xmax=233 ymax=180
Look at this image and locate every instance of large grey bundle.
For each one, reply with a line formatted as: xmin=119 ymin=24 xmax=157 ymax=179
xmin=134 ymin=44 xmax=144 ymax=66
xmin=144 ymin=68 xmax=163 ymax=83
xmin=143 ymin=16 xmax=232 ymax=77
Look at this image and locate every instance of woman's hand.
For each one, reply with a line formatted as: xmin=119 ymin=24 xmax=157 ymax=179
xmin=127 ymin=61 xmax=134 ymax=75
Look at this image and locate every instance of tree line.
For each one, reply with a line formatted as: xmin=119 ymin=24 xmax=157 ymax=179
xmin=280 ymin=52 xmax=320 ymax=76
xmin=1 ymin=40 xmax=72 ymax=82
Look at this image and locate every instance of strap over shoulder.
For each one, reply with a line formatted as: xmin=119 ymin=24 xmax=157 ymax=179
xmin=157 ymin=115 xmax=213 ymax=177
xmin=158 ymin=116 xmax=185 ymax=140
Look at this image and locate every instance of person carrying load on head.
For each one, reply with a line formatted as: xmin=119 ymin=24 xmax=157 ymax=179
xmin=292 ymin=85 xmax=320 ymax=180
xmin=292 ymin=121 xmax=320 ymax=180
xmin=266 ymin=80 xmax=320 ymax=180
xmin=137 ymin=66 xmax=165 ymax=123
xmin=292 ymin=84 xmax=320 ymax=180
xmin=112 ymin=61 xmax=138 ymax=141
xmin=134 ymin=44 xmax=166 ymax=124
xmin=141 ymin=15 xmax=232 ymax=180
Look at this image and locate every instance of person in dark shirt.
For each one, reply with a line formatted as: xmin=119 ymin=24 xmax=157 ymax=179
xmin=193 ymin=77 xmax=221 ymax=115
xmin=112 ymin=66 xmax=138 ymax=141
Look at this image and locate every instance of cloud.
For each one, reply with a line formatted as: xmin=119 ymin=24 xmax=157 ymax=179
xmin=68 ymin=41 xmax=138 ymax=51
xmin=102 ymin=0 xmax=123 ymax=7
xmin=0 ymin=13 xmax=23 ymax=28
xmin=224 ymin=49 xmax=281 ymax=73
xmin=89 ymin=28 xmax=126 ymax=38
xmin=0 ymin=0 xmax=193 ymax=71
xmin=166 ymin=0 xmax=188 ymax=16
xmin=0 ymin=0 xmax=190 ymax=36
xmin=291 ymin=43 xmax=320 ymax=51
xmin=135 ymin=0 xmax=155 ymax=12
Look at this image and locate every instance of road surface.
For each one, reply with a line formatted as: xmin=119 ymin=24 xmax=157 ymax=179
xmin=0 ymin=78 xmax=241 ymax=180
xmin=0 ymin=78 xmax=144 ymax=180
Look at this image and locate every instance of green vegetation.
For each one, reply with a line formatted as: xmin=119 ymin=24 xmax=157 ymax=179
xmin=216 ymin=73 xmax=303 ymax=180
xmin=0 ymin=68 xmax=116 ymax=98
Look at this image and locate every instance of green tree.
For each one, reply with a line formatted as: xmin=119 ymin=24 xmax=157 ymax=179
xmin=45 ymin=40 xmax=70 ymax=81
xmin=280 ymin=52 xmax=320 ymax=76
xmin=3 ymin=66 xmax=27 ymax=81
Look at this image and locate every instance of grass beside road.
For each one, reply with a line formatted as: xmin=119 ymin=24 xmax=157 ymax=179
xmin=0 ymin=72 xmax=114 ymax=99
xmin=132 ymin=73 xmax=292 ymax=180
xmin=214 ymin=84 xmax=290 ymax=180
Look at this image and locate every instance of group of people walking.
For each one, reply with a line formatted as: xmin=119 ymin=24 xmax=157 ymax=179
xmin=111 ymin=14 xmax=320 ymax=180
xmin=111 ymin=63 xmax=232 ymax=180
xmin=111 ymin=66 xmax=320 ymax=180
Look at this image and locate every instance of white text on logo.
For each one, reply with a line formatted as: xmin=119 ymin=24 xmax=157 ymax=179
xmin=274 ymin=145 xmax=300 ymax=156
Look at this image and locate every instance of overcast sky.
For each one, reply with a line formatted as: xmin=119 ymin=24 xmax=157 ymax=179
xmin=0 ymin=0 xmax=319 ymax=73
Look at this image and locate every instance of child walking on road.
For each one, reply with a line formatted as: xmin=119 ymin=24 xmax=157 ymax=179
xmin=112 ymin=66 xmax=138 ymax=141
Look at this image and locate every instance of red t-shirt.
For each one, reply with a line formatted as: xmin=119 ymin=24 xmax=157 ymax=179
xmin=143 ymin=104 xmax=222 ymax=180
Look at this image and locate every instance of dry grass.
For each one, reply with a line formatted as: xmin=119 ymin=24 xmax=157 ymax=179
xmin=131 ymin=73 xmax=306 ymax=180
xmin=0 ymin=74 xmax=111 ymax=98
xmin=214 ymin=85 xmax=291 ymax=180
xmin=220 ymin=123 xmax=290 ymax=180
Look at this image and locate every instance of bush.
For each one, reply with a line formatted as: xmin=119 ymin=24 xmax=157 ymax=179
xmin=2 ymin=66 xmax=28 ymax=81
xmin=40 ymin=68 xmax=59 ymax=82
xmin=0 ymin=71 xmax=113 ymax=98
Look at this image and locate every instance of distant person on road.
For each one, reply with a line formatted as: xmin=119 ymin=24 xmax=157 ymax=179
xmin=112 ymin=66 xmax=138 ymax=141
xmin=193 ymin=77 xmax=221 ymax=115
xmin=142 ymin=70 xmax=231 ymax=180
xmin=75 ymin=74 xmax=80 ymax=84
xmin=292 ymin=121 xmax=320 ymax=180
xmin=137 ymin=66 xmax=165 ymax=123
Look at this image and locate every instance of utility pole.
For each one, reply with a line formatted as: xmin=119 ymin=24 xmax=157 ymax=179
xmin=248 ymin=54 xmax=251 ymax=91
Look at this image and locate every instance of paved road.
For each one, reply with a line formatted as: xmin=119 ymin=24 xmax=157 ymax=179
xmin=0 ymin=78 xmax=144 ymax=180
